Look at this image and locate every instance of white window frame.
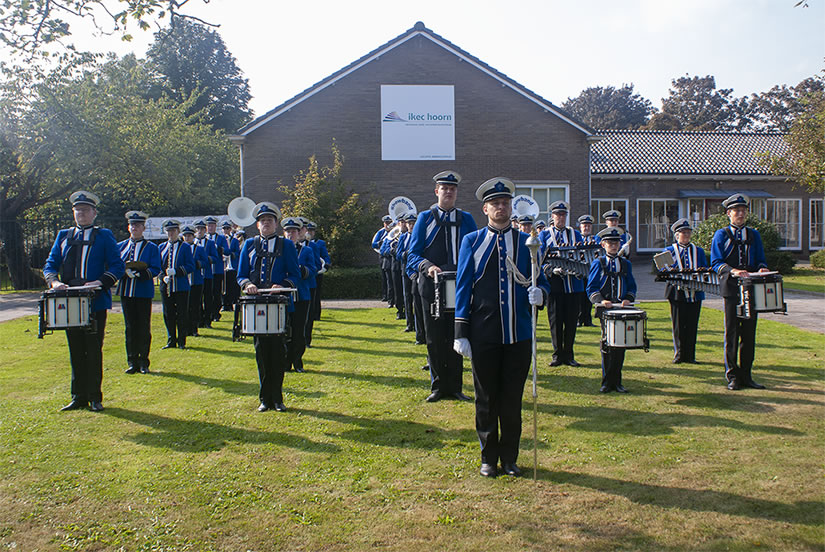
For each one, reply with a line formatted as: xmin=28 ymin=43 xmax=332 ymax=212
xmin=636 ymin=197 xmax=680 ymax=252
xmin=809 ymin=198 xmax=824 ymax=250
xmin=591 ymin=198 xmax=629 ymax=235
xmin=766 ymin=198 xmax=802 ymax=251
xmin=514 ymin=181 xmax=569 ymax=224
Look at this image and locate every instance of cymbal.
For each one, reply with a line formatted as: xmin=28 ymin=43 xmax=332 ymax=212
xmin=125 ymin=261 xmax=148 ymax=270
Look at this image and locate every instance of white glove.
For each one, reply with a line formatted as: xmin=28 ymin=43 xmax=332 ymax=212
xmin=528 ymin=285 xmax=544 ymax=306
xmin=552 ymin=267 xmax=564 ymax=275
xmin=163 ymin=276 xmax=171 ymax=285
xmin=125 ymin=268 xmax=137 ymax=279
xmin=166 ymin=267 xmax=176 ymax=276
xmin=453 ymin=338 xmax=472 ymax=359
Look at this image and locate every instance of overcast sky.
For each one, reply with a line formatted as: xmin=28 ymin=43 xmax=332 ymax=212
xmin=52 ymin=0 xmax=825 ymax=118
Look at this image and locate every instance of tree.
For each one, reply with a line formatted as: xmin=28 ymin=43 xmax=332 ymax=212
xmin=660 ymin=75 xmax=750 ymax=131
xmin=562 ymin=84 xmax=655 ymax=129
xmin=764 ymin=76 xmax=825 ymax=193
xmin=747 ymin=76 xmax=825 ymax=132
xmin=145 ymin=20 xmax=252 ymax=133
xmin=279 ymin=142 xmax=381 ymax=267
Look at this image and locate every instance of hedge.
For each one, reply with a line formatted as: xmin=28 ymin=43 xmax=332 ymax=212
xmin=321 ymin=266 xmax=382 ymax=299
xmin=811 ymin=249 xmax=825 ymax=269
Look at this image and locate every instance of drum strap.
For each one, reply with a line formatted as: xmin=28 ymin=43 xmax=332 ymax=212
xmin=253 ymin=236 xmax=283 ymax=287
xmin=430 ymin=206 xmax=463 ymax=268
xmin=63 ymin=227 xmax=98 ymax=284
xmin=724 ymin=226 xmax=753 ymax=269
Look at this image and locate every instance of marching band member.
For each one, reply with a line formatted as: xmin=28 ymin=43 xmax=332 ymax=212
xmin=237 ymin=203 xmax=301 ymax=412
xmin=379 ymin=222 xmax=399 ymax=311
xmin=406 ymin=170 xmax=477 ymax=402
xmin=535 ymin=220 xmax=547 ymax=232
xmin=44 ymin=191 xmax=125 ymax=411
xmin=396 ymin=215 xmax=416 ymax=333
xmin=405 ymin=213 xmax=428 ymax=347
xmin=221 ymin=220 xmax=241 ymax=313
xmin=182 ymin=225 xmax=207 ymax=338
xmin=118 ymin=210 xmax=161 ymax=374
xmin=454 ymin=177 xmax=550 ymax=477
xmin=205 ymin=216 xmax=229 ymax=322
xmin=587 ymin=227 xmax=637 ymax=393
xmin=373 ymin=215 xmax=393 ymax=304
xmin=517 ymin=214 xmax=534 ymax=234
xmin=159 ymin=219 xmax=194 ymax=350
xmin=660 ymin=218 xmax=709 ymax=364
xmin=541 ymin=201 xmax=585 ymax=367
xmin=711 ymin=194 xmax=770 ymax=391
xmin=283 ymin=217 xmax=317 ymax=373
xmin=389 ymin=217 xmax=406 ymax=321
xmin=194 ymin=220 xmax=218 ymax=329
xmin=603 ymin=210 xmax=632 ymax=258
xmin=306 ymin=221 xmax=331 ymax=325
xmin=577 ymin=214 xmax=598 ymax=327
xmin=299 ymin=217 xmax=322 ymax=346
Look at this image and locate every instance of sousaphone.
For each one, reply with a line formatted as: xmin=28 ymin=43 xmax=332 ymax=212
xmin=227 ymin=196 xmax=257 ymax=227
xmin=512 ymin=194 xmax=540 ymax=221
xmin=388 ymin=196 xmax=417 ymax=222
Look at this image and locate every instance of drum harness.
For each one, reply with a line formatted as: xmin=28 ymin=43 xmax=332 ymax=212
xmin=61 ymin=227 xmax=100 ymax=333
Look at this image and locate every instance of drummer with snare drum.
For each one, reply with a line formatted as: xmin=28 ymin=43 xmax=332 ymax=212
xmin=587 ymin=227 xmax=637 ymax=393
xmin=43 ymin=191 xmax=125 ymax=412
xmin=710 ymin=193 xmax=770 ymax=391
xmin=237 ymin=203 xmax=301 ymax=412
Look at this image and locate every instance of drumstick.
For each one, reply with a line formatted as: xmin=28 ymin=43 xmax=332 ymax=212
xmin=254 ymin=287 xmax=298 ymax=294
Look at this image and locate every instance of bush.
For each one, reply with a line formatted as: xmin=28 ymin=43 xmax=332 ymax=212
xmin=811 ymin=249 xmax=825 ymax=269
xmin=322 ymin=266 xmax=382 ymax=299
xmin=766 ymin=251 xmax=796 ymax=274
xmin=692 ymin=212 xmax=783 ymax=253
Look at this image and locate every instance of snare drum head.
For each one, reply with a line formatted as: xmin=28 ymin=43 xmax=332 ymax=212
xmin=604 ymin=308 xmax=646 ymax=319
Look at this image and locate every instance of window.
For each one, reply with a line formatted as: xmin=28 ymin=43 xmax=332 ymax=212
xmin=810 ymin=199 xmax=824 ymax=249
xmin=590 ymin=199 xmax=629 ymax=234
xmin=766 ymin=199 xmax=801 ymax=250
xmin=750 ymin=198 xmax=767 ymax=219
xmin=637 ymin=199 xmax=679 ymax=251
xmin=685 ymin=198 xmax=725 ymax=224
xmin=514 ymin=182 xmax=568 ymax=223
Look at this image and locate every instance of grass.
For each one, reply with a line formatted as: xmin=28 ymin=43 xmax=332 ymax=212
xmin=784 ymin=267 xmax=825 ymax=294
xmin=0 ymin=303 xmax=823 ymax=551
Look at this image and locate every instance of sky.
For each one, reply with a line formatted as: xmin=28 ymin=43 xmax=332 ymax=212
xmin=35 ymin=0 xmax=825 ymax=118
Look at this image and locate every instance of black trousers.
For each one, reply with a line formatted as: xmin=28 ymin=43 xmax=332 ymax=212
xmin=287 ymin=300 xmax=310 ymax=371
xmin=669 ymin=299 xmax=702 ymax=363
xmin=188 ymin=284 xmax=203 ymax=336
xmin=312 ymin=273 xmax=324 ymax=321
xmin=161 ymin=288 xmax=188 ymax=347
xmin=547 ymin=292 xmax=580 ymax=363
xmin=412 ymin=276 xmax=426 ymax=343
xmin=723 ymin=297 xmax=758 ymax=384
xmin=305 ymin=287 xmax=317 ymax=346
xmin=121 ymin=297 xmax=152 ymax=369
xmin=201 ymin=278 xmax=213 ymax=327
xmin=597 ymin=310 xmax=625 ymax=389
xmin=392 ymin=267 xmax=405 ymax=316
xmin=66 ymin=310 xmax=107 ymax=403
xmin=379 ymin=259 xmax=388 ymax=301
xmin=402 ymin=273 xmax=415 ymax=331
xmin=211 ymin=273 xmax=224 ymax=320
xmin=577 ymin=291 xmax=593 ymax=326
xmin=470 ymin=339 xmax=531 ymax=465
xmin=423 ymin=309 xmax=463 ymax=395
xmin=254 ymin=335 xmax=287 ymax=405
xmin=223 ymin=269 xmax=239 ymax=310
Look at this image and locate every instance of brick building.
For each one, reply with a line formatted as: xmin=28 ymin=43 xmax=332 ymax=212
xmin=230 ymin=22 xmax=823 ymax=258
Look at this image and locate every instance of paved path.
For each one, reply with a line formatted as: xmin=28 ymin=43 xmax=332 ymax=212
xmin=3 ymin=270 xmax=823 ymax=333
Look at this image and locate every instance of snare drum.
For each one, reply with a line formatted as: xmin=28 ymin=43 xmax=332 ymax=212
xmin=433 ymin=271 xmax=457 ymax=319
xmin=738 ymin=273 xmax=786 ymax=318
xmin=602 ymin=308 xmax=649 ymax=350
xmin=38 ymin=288 xmax=96 ymax=338
xmin=239 ymin=294 xmax=288 ymax=335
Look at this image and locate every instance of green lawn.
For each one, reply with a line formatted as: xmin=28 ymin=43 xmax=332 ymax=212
xmin=1 ymin=304 xmax=823 ymax=551
xmin=783 ymin=267 xmax=825 ymax=294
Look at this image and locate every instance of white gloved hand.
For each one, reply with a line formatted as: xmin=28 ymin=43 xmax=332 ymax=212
xmin=166 ymin=267 xmax=176 ymax=276
xmin=552 ymin=267 xmax=564 ymax=275
xmin=125 ymin=268 xmax=137 ymax=279
xmin=528 ymin=285 xmax=544 ymax=306
xmin=453 ymin=338 xmax=472 ymax=359
xmin=163 ymin=276 xmax=171 ymax=285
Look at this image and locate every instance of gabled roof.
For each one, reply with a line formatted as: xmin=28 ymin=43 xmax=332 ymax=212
xmin=235 ymin=21 xmax=595 ymax=136
xmin=591 ymin=130 xmax=790 ymax=176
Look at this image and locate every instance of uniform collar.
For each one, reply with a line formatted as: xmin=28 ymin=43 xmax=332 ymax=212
xmin=261 ymin=232 xmax=277 ymax=240
xmin=130 ymin=238 xmax=144 ymax=243
xmin=75 ymin=224 xmax=94 ymax=231
xmin=487 ymin=224 xmax=512 ymax=234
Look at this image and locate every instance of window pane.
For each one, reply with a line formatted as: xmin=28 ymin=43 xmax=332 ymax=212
xmin=811 ymin=200 xmax=824 ymax=248
xmin=767 ymin=199 xmax=800 ymax=248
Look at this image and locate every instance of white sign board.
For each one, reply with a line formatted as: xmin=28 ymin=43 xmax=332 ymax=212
xmin=381 ymin=85 xmax=455 ymax=161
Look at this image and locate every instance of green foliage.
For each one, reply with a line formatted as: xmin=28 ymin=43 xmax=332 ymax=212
xmin=660 ymin=74 xmax=749 ymax=131
xmin=322 ymin=267 xmax=381 ymax=299
xmin=280 ymin=142 xmax=381 ymax=267
xmin=766 ymin=251 xmax=797 ymax=275
xmin=811 ymin=249 xmax=825 ymax=269
xmin=562 ymin=84 xmax=655 ymax=130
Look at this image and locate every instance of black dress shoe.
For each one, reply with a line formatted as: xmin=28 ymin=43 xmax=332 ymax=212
xmin=727 ymin=380 xmax=742 ymax=391
xmin=162 ymin=343 xmax=176 ymax=349
xmin=615 ymin=385 xmax=628 ymax=393
xmin=140 ymin=366 xmax=150 ymax=374
xmin=453 ymin=392 xmax=472 ymax=402
xmin=425 ymin=392 xmax=442 ymax=402
xmin=744 ymin=380 xmax=766 ymax=389
xmin=257 ymin=403 xmax=270 ymax=412
xmin=273 ymin=403 xmax=287 ymax=412
xmin=549 ymin=359 xmax=562 ymax=367
xmin=415 ymin=340 xmax=425 ymax=345
xmin=567 ymin=359 xmax=581 ymax=367
xmin=294 ymin=365 xmax=306 ymax=373
xmin=480 ymin=463 xmax=497 ymax=478
xmin=501 ymin=463 xmax=521 ymax=476
xmin=125 ymin=366 xmax=139 ymax=374
xmin=60 ymin=400 xmax=87 ymax=411
xmin=599 ymin=386 xmax=611 ymax=393
xmin=421 ymin=365 xmax=430 ymax=371
xmin=404 ymin=327 xmax=413 ymax=332
xmin=89 ymin=402 xmax=104 ymax=412
xmin=177 ymin=344 xmax=186 ymax=350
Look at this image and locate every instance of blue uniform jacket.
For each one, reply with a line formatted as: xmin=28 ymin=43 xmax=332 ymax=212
xmin=196 ymin=237 xmax=219 ymax=279
xmin=396 ymin=232 xmax=411 ymax=264
xmin=303 ymin=239 xmax=321 ymax=285
xmin=660 ymin=242 xmax=709 ymax=302
xmin=406 ymin=207 xmax=477 ymax=275
xmin=539 ymin=225 xmax=585 ymax=293
xmin=207 ymin=232 xmax=229 ymax=275
xmin=371 ymin=228 xmax=387 ymax=252
xmin=294 ymin=242 xmax=318 ymax=301
xmin=43 ymin=226 xmax=125 ymax=311
xmin=586 ymin=255 xmax=637 ymax=304
xmin=117 ymin=238 xmax=161 ymax=298
xmin=225 ymin=235 xmax=240 ymax=271
xmin=710 ymin=225 xmax=768 ymax=297
xmin=455 ymin=226 xmax=550 ymax=345
xmin=187 ymin=241 xmax=208 ymax=286
xmin=237 ymin=235 xmax=301 ymax=311
xmin=159 ymin=240 xmax=195 ymax=293
xmin=312 ymin=238 xmax=331 ymax=270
